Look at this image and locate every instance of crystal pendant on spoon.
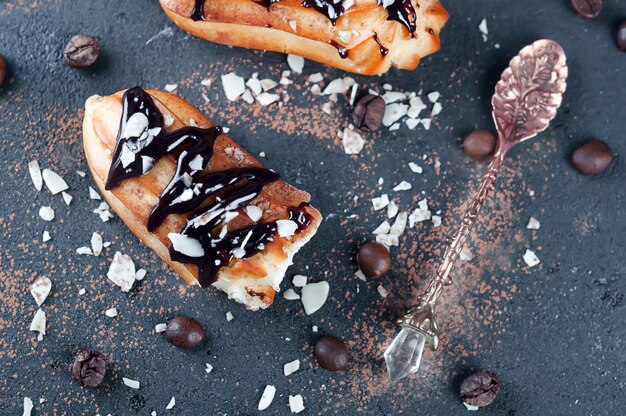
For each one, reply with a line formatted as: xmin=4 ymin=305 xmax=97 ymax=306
xmin=384 ymin=327 xmax=426 ymax=382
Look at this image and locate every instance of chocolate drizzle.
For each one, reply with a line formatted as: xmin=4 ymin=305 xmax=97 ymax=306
xmin=106 ymin=87 xmax=312 ymax=288
xmin=301 ymin=0 xmax=344 ymax=25
xmin=373 ymin=33 xmax=390 ymax=57
xmin=105 ymin=87 xmax=218 ymax=190
xmin=191 ymin=0 xmax=205 ymax=21
xmin=377 ymin=0 xmax=417 ymax=34
xmin=328 ymin=39 xmax=349 ymax=59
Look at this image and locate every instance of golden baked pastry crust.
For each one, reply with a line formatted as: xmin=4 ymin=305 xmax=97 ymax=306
xmin=160 ymin=0 xmax=448 ymax=75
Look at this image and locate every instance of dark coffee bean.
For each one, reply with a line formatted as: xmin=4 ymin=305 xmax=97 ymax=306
xmin=353 ymin=94 xmax=386 ymax=132
xmin=70 ymin=350 xmax=107 ymax=388
xmin=0 ymin=54 xmax=6 ymax=89
xmin=570 ymin=0 xmax=602 ymax=18
xmin=571 ymin=140 xmax=612 ymax=175
xmin=463 ymin=130 xmax=497 ymax=162
xmin=64 ymin=34 xmax=100 ymax=68
xmin=617 ymin=21 xmax=626 ymax=52
xmin=357 ymin=242 xmax=390 ymax=279
xmin=165 ymin=316 xmax=206 ymax=349
xmin=460 ymin=370 xmax=500 ymax=407
xmin=314 ymin=336 xmax=349 ymax=371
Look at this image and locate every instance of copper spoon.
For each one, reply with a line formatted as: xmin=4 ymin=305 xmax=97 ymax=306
xmin=384 ymin=39 xmax=568 ymax=382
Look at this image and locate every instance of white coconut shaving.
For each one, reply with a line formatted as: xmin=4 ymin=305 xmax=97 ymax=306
xmin=107 ymin=252 xmax=137 ymax=292
xmin=301 ymin=281 xmax=329 ymax=315
xmin=30 ymin=276 xmax=52 ymax=307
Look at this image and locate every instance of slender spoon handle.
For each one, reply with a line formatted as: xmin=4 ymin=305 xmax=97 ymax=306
xmin=420 ymin=147 xmax=507 ymax=306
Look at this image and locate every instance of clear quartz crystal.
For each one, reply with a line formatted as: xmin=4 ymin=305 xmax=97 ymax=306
xmin=384 ymin=327 xmax=426 ymax=382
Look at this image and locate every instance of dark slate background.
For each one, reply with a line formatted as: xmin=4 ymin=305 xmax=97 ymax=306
xmin=1 ymin=0 xmax=625 ymax=415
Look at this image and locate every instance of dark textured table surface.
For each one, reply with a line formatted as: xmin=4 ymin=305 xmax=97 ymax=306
xmin=1 ymin=1 xmax=625 ymax=415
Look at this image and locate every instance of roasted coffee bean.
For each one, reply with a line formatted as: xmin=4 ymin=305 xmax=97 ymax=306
xmin=357 ymin=242 xmax=391 ymax=279
xmin=164 ymin=316 xmax=206 ymax=349
xmin=64 ymin=34 xmax=100 ymax=68
xmin=460 ymin=370 xmax=500 ymax=407
xmin=0 ymin=54 xmax=6 ymax=89
xmin=70 ymin=350 xmax=107 ymax=388
xmin=617 ymin=21 xmax=626 ymax=52
xmin=463 ymin=130 xmax=497 ymax=162
xmin=571 ymin=140 xmax=612 ymax=175
xmin=353 ymin=94 xmax=386 ymax=132
xmin=314 ymin=336 xmax=349 ymax=371
xmin=570 ymin=0 xmax=602 ymax=18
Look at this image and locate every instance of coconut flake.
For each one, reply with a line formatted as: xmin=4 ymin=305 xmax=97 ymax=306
xmin=91 ymin=232 xmax=103 ymax=256
xmin=387 ymin=201 xmax=399 ymax=219
xmin=287 ymin=54 xmax=304 ymax=73
xmin=376 ymin=233 xmax=399 ymax=247
xmin=283 ymin=288 xmax=300 ymax=300
xmin=107 ymin=252 xmax=136 ymax=292
xmin=62 ymin=192 xmax=73 ymax=205
xmin=393 ymin=181 xmax=412 ymax=191
xmin=155 ymin=323 xmax=167 ymax=333
xmin=42 ymin=169 xmax=69 ymax=195
xmin=260 ymin=79 xmax=278 ymax=92
xmin=523 ymin=249 xmax=540 ymax=267
xmin=76 ymin=247 xmax=93 ymax=255
xmin=427 ymin=91 xmax=440 ymax=103
xmin=246 ymin=205 xmax=263 ymax=222
xmin=377 ymin=285 xmax=389 ymax=298
xmin=30 ymin=309 xmax=46 ymax=338
xmin=164 ymin=84 xmax=178 ymax=92
xmin=371 ymin=194 xmax=390 ymax=211
xmin=221 ymin=72 xmax=246 ymax=101
xmin=135 ymin=269 xmax=147 ymax=281
xmin=39 ymin=206 xmax=54 ymax=222
xmin=30 ymin=277 xmax=52 ymax=306
xmin=289 ymin=20 xmax=297 ymax=31
xmin=89 ymin=187 xmax=101 ymax=200
xmin=341 ymin=128 xmax=365 ymax=155
xmin=464 ymin=402 xmax=480 ymax=411
xmin=301 ymin=281 xmax=329 ymax=315
xmin=383 ymin=103 xmax=409 ymax=127
xmin=283 ymin=359 xmax=300 ymax=376
xmin=323 ymin=78 xmax=346 ymax=95
xmin=105 ymin=307 xmax=118 ymax=317
xmin=432 ymin=215 xmax=442 ymax=227
xmin=407 ymin=96 xmax=427 ymax=118
xmin=289 ymin=395 xmax=305 ymax=414
xmin=276 ymin=220 xmax=298 ymax=238
xmin=168 ymin=233 xmax=204 ymax=257
xmin=93 ymin=202 xmax=115 ymax=222
xmin=432 ymin=102 xmax=443 ymax=116
xmin=42 ymin=231 xmax=51 ymax=242
xmin=23 ymin=397 xmax=34 ymax=416
xmin=389 ymin=212 xmax=408 ymax=237
xmin=76 ymin=170 xmax=86 ymax=177
xmin=307 ymin=73 xmax=323 ymax=83
xmin=372 ymin=220 xmax=391 ymax=235
xmin=122 ymin=377 xmax=140 ymax=389
xmin=78 ymin=288 xmax=87 ymax=295
xmin=258 ymin=385 xmax=276 ymax=411
xmin=166 ymin=397 xmax=176 ymax=410
xmin=256 ymin=92 xmax=281 ymax=106
xmin=527 ymin=217 xmax=541 ymax=230
xmin=28 ymin=161 xmax=43 ymax=191
xmin=409 ymin=162 xmax=423 ymax=174
xmin=205 ymin=363 xmax=213 ymax=374
xmin=292 ymin=275 xmax=307 ymax=287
